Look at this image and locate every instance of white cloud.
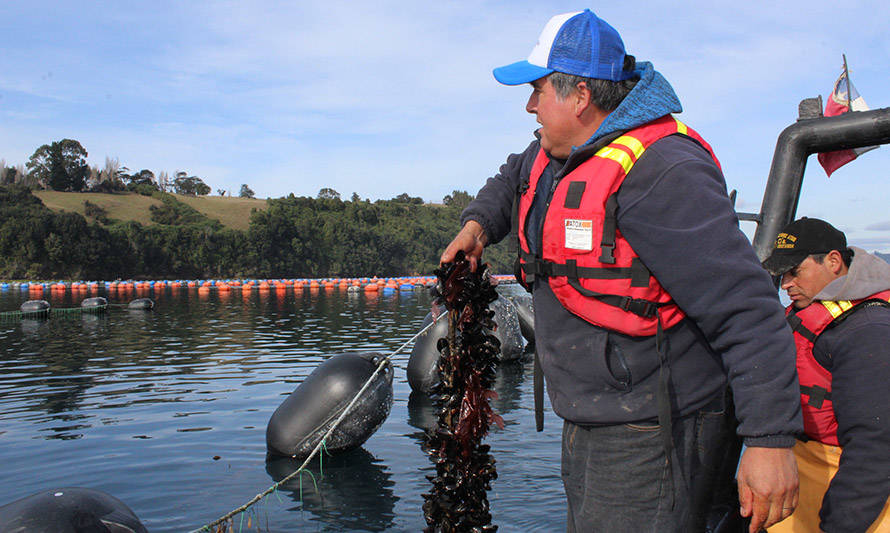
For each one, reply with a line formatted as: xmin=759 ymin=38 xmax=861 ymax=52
xmin=2 ymin=0 xmax=889 ymax=243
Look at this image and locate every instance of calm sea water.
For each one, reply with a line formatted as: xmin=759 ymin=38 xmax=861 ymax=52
xmin=0 ymin=284 xmax=565 ymax=532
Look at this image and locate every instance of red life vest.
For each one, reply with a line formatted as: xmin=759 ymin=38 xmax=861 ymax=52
xmin=516 ymin=115 xmax=720 ymax=336
xmin=786 ymin=290 xmax=890 ymax=445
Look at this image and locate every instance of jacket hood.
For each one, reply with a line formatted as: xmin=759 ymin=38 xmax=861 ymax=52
xmin=579 ymin=61 xmax=683 ymax=149
xmin=815 ymin=247 xmax=890 ymax=301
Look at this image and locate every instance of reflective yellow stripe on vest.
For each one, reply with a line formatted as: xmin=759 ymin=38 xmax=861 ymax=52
xmin=613 ymin=135 xmax=645 ymax=159
xmin=821 ymin=299 xmax=855 ymax=318
xmin=594 ymin=146 xmax=634 ymax=174
xmin=595 ymin=116 xmax=688 ymax=174
xmin=594 ymin=134 xmax=646 ymax=174
xmin=674 ymin=117 xmax=688 ymax=135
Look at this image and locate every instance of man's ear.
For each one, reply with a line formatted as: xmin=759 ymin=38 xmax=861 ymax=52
xmin=573 ymin=81 xmax=591 ymax=115
xmin=825 ymin=249 xmax=846 ymax=275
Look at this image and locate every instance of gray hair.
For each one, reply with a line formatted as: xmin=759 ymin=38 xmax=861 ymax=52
xmin=548 ymin=55 xmax=639 ymax=112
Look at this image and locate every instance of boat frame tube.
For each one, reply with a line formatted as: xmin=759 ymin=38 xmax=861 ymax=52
xmin=751 ymin=106 xmax=890 ymax=260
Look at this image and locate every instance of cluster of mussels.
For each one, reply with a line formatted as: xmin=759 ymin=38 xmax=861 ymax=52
xmin=422 ymin=251 xmax=503 ymax=533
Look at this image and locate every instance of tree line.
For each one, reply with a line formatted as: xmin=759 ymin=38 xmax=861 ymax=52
xmin=1 ymin=138 xmax=255 ymax=198
xmin=0 ymin=185 xmax=515 ymax=280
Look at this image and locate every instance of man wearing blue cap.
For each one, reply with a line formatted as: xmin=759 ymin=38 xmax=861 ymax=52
xmin=441 ymin=10 xmax=802 ymax=532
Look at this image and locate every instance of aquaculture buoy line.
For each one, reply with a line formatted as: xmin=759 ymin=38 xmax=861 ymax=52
xmin=1 ymin=275 xmax=518 ymax=319
xmin=188 ymin=314 xmax=443 ymax=533
xmin=0 ymin=275 xmax=516 ymax=295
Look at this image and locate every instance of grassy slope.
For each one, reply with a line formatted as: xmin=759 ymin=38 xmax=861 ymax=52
xmin=170 ymin=194 xmax=268 ymax=231
xmin=34 ymin=190 xmax=163 ymax=226
xmin=33 ymin=191 xmax=268 ymax=230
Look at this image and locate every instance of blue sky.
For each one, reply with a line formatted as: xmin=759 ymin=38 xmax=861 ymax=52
xmin=2 ymin=1 xmax=889 ymax=250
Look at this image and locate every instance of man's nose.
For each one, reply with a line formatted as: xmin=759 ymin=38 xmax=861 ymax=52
xmin=526 ymin=93 xmax=537 ymax=114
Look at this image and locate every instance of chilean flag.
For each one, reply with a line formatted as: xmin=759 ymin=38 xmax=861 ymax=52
xmin=817 ymin=68 xmax=878 ymax=176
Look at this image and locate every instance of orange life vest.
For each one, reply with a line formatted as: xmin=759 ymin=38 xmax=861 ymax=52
xmin=516 ymin=115 xmax=720 ymax=336
xmin=786 ymin=290 xmax=890 ymax=445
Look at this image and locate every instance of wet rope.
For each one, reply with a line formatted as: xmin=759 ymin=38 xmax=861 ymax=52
xmin=189 ymin=313 xmax=442 ymax=533
xmin=0 ymin=305 xmax=108 ymax=322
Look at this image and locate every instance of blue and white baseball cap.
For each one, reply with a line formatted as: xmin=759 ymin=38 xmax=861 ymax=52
xmin=493 ymin=9 xmax=634 ymax=85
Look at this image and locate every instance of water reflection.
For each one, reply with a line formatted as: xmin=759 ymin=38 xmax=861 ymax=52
xmin=0 ymin=283 xmax=566 ymax=532
xmin=19 ymin=318 xmax=45 ymax=336
xmin=266 ymin=447 xmax=397 ymax=532
xmin=80 ymin=312 xmax=106 ymax=334
xmin=406 ymin=391 xmax=437 ymax=437
xmin=491 ymin=358 xmax=529 ymax=417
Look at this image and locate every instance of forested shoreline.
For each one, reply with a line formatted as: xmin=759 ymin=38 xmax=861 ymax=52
xmin=0 ymin=185 xmax=515 ymax=280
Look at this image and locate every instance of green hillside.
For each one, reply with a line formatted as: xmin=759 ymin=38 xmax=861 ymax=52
xmin=170 ymin=194 xmax=269 ymax=231
xmin=33 ymin=191 xmax=268 ymax=230
xmin=2 ymin=186 xmax=514 ymax=280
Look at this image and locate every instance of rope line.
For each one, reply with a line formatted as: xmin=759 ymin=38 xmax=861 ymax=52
xmin=0 ymin=305 xmax=109 ymax=322
xmin=189 ymin=313 xmax=441 ymax=533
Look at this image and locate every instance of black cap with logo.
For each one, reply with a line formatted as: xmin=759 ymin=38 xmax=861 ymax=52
xmin=762 ymin=217 xmax=848 ymax=276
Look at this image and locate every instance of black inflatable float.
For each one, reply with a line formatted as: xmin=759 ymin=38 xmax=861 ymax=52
xmin=0 ymin=487 xmax=147 ymax=533
xmin=127 ymin=298 xmax=154 ymax=310
xmin=407 ymin=295 xmax=525 ymax=394
xmin=511 ymin=294 xmax=535 ymax=345
xmin=20 ymin=299 xmax=50 ymax=313
xmin=81 ymin=297 xmax=108 ymax=310
xmin=406 ymin=312 xmax=450 ymax=394
xmin=266 ymin=352 xmax=393 ymax=458
xmin=489 ymin=297 xmax=524 ymax=361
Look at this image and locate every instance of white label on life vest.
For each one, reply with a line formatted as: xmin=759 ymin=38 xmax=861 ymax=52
xmin=564 ymin=219 xmax=593 ymax=250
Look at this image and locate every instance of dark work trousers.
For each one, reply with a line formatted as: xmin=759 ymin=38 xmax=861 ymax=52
xmin=561 ymin=393 xmax=733 ymax=532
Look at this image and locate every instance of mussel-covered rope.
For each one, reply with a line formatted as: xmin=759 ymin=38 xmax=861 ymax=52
xmin=422 ymin=251 xmax=502 ymax=532
xmin=189 ymin=314 xmax=441 ymax=533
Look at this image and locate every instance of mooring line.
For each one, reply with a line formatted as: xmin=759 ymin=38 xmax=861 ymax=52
xmin=0 ymin=305 xmax=109 ymax=323
xmin=189 ymin=312 xmax=441 ymax=533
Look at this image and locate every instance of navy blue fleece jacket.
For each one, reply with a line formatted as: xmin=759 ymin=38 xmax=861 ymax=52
xmin=461 ymin=63 xmax=802 ymax=446
xmin=806 ymin=249 xmax=890 ymax=532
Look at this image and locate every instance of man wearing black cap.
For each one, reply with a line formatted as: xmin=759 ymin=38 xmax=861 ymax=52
xmin=441 ymin=9 xmax=801 ymax=533
xmin=763 ymin=217 xmax=890 ymax=533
